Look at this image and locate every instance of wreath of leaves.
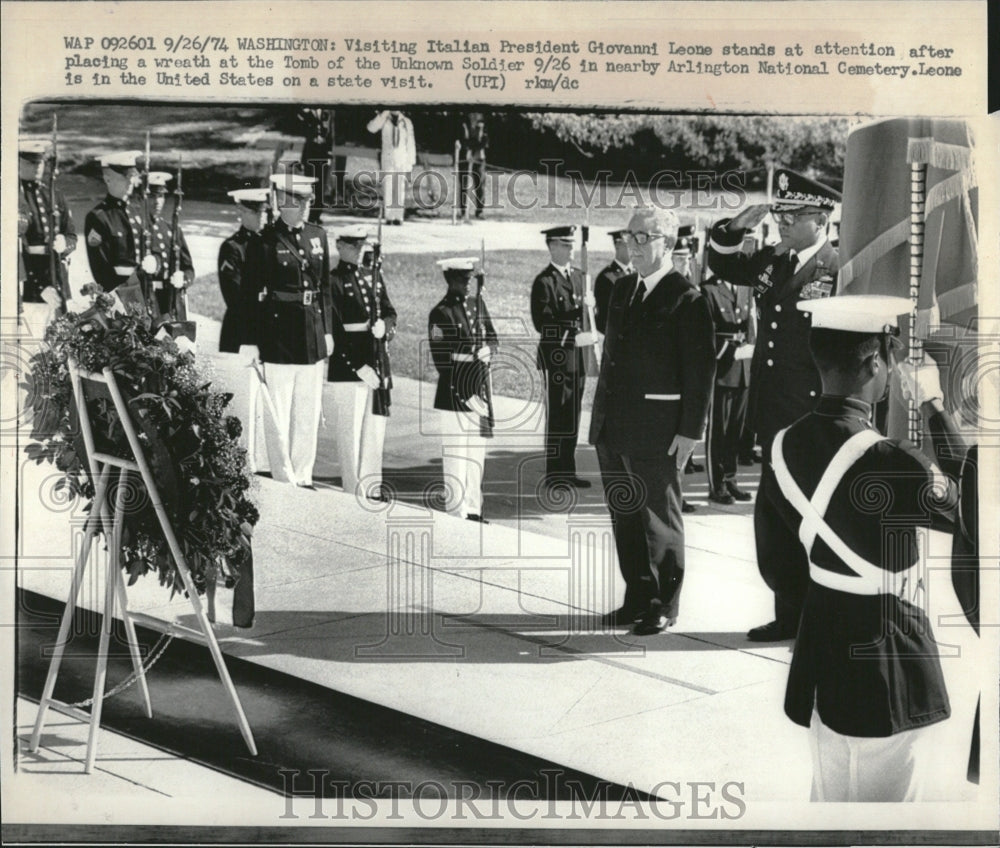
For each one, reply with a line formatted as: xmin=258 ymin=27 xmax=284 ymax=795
xmin=24 ymin=292 xmax=258 ymax=596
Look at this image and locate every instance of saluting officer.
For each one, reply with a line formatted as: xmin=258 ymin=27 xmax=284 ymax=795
xmin=327 ymin=225 xmax=397 ymax=502
xmin=530 ymin=225 xmax=597 ymax=489
xmin=218 ymin=185 xmax=268 ymax=354
xmin=767 ymin=295 xmax=958 ymax=801
xmin=239 ymin=173 xmax=334 ymax=489
xmin=593 ymin=229 xmax=632 ymax=334
xmin=707 ymin=168 xmax=841 ymax=642
xmin=18 ymin=140 xmax=76 ymax=331
xmin=85 ymin=151 xmax=154 ymax=294
xmin=146 ymin=171 xmax=194 ymax=318
xmin=428 ymin=257 xmax=498 ymax=522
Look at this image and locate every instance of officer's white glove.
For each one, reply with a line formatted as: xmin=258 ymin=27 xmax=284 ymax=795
xmin=239 ymin=344 xmax=260 ymax=364
xmin=170 ymin=270 xmax=187 ymax=289
xmin=466 ymin=395 xmax=490 ymax=418
xmin=668 ymin=434 xmax=699 ymax=471
xmin=175 ymin=335 xmax=197 ymax=355
xmin=141 ymin=254 xmax=159 ymax=275
xmin=476 ymin=345 xmax=492 ymax=363
xmin=583 ymin=291 xmax=596 ymax=308
xmin=40 ymin=286 xmax=62 ymax=307
xmin=728 ymin=203 xmax=771 ymax=232
xmin=898 ymin=360 xmax=943 ymax=405
xmin=325 ymin=333 xmax=334 ymax=356
xmin=357 ymin=364 xmax=381 ymax=389
xmin=575 ymin=331 xmax=597 ymax=347
xmin=52 ymin=234 xmax=67 ymax=255
xmin=371 ymin=319 xmax=387 ymax=340
xmin=734 ymin=343 xmax=755 ymax=361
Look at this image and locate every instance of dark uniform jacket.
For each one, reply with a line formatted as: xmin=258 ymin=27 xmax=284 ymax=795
xmin=428 ymin=292 xmax=498 ymax=412
xmin=328 ymin=260 xmax=397 ymax=383
xmin=18 ymin=180 xmax=77 ymax=302
xmin=701 ymin=277 xmax=751 ymax=388
xmin=707 ymin=220 xmax=839 ymax=446
xmin=589 ymin=269 xmax=716 ymax=456
xmin=84 ymin=195 xmax=145 ymax=292
xmin=530 ymin=263 xmax=585 ymax=375
xmin=593 ymin=259 xmax=631 ymax=334
xmin=242 ymin=219 xmax=333 ymax=365
xmin=147 ymin=212 xmax=195 ymax=305
xmin=217 ymin=226 xmax=257 ymax=353
xmin=766 ymin=395 xmax=957 ymax=737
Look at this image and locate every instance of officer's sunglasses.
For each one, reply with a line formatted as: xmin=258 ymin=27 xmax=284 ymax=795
xmin=772 ymin=209 xmax=819 ymax=226
xmin=623 ymin=232 xmax=666 ymax=245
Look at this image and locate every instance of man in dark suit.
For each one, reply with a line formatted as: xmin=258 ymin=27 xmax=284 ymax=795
xmin=593 ymin=229 xmax=632 ymax=334
xmin=458 ymin=112 xmax=489 ymax=220
xmin=589 ymin=207 xmax=716 ymax=635
xmin=530 ymin=225 xmax=596 ymax=489
xmin=702 ymin=275 xmax=753 ymax=504
xmin=708 ymin=168 xmax=841 ymax=641
xmin=217 ymin=185 xmax=268 ymax=354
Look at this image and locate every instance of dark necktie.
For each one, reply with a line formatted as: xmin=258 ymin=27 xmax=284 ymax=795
xmin=628 ymin=280 xmax=647 ymax=322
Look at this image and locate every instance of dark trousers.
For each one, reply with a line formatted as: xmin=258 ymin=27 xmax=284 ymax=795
xmin=596 ymin=441 xmax=685 ymax=619
xmin=542 ymin=365 xmax=584 ymax=476
xmin=706 ymin=383 xmax=748 ymax=492
xmin=459 ymin=160 xmax=486 ymax=216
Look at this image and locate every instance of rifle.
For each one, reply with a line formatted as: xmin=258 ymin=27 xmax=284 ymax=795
xmin=369 ymin=202 xmax=391 ymax=416
xmin=266 ymin=143 xmax=288 ymax=227
xmin=168 ymin=155 xmax=187 ymax=321
xmin=138 ymin=131 xmax=157 ymax=317
xmin=452 ymin=139 xmax=461 ymax=225
xmin=474 ymin=239 xmax=495 ymax=438
xmin=579 ymin=207 xmax=601 ymax=375
xmin=48 ymin=114 xmax=70 ymax=313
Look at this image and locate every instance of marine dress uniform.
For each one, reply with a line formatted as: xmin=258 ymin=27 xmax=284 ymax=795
xmin=428 ymin=258 xmax=498 ymax=521
xmin=765 ymin=296 xmax=957 ymax=802
xmin=327 ymin=225 xmax=397 ymax=501
xmin=707 ymin=168 xmax=841 ymax=640
xmin=18 ymin=140 xmax=77 ymax=331
xmin=218 ymin=186 xmax=268 ymax=354
xmin=592 ymin=229 xmax=632 ymax=334
xmin=240 ymin=174 xmax=333 ymax=487
xmin=145 ymin=171 xmax=195 ymax=319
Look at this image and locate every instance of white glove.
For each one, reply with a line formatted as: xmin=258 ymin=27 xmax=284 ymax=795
xmin=476 ymin=345 xmax=492 ymax=363
xmin=575 ymin=331 xmax=597 ymax=347
xmin=239 ymin=344 xmax=260 ymax=364
xmin=325 ymin=334 xmax=334 ymax=356
xmin=52 ymin=234 xmax=67 ymax=255
xmin=466 ymin=395 xmax=490 ymax=417
xmin=734 ymin=343 xmax=755 ymax=361
xmin=583 ymin=291 xmax=596 ymax=308
xmin=40 ymin=286 xmax=62 ymax=307
xmin=371 ymin=319 xmax=387 ymax=340
xmin=141 ymin=254 xmax=159 ymax=275
xmin=170 ymin=270 xmax=187 ymax=289
xmin=898 ymin=360 xmax=943 ymax=405
xmin=175 ymin=336 xmax=197 ymax=355
xmin=357 ymin=364 xmax=380 ymax=389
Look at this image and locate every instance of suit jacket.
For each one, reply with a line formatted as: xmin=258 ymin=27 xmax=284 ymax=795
xmin=217 ymin=226 xmax=257 ymax=353
xmin=707 ymin=220 xmax=839 ymax=444
xmin=530 ymin=263 xmax=585 ymax=374
xmin=589 ymin=269 xmax=716 ymax=456
xmin=701 ymin=277 xmax=751 ymax=388
xmin=593 ymin=260 xmax=631 ymax=334
xmin=428 ymin=292 xmax=498 ymax=412
xmin=328 ymin=260 xmax=397 ymax=383
xmin=241 ymin=219 xmax=333 ymax=365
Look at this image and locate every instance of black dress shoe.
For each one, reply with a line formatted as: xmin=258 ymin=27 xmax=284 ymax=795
xmin=737 ymin=454 xmax=755 ymax=467
xmin=566 ymin=476 xmax=592 ymax=489
xmin=684 ymin=459 xmax=704 ymax=474
xmin=601 ymin=606 xmax=645 ymax=627
xmin=747 ymin=620 xmax=797 ymax=642
xmin=634 ymin=605 xmax=677 ymax=635
xmin=466 ymin=513 xmax=490 ymax=524
xmin=725 ymin=480 xmax=753 ymax=502
xmin=708 ymin=488 xmax=734 ymax=505
xmin=682 ymin=499 xmax=697 ymax=513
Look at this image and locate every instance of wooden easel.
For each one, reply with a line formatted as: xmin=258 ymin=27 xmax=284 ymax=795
xmin=29 ymin=360 xmax=257 ymax=772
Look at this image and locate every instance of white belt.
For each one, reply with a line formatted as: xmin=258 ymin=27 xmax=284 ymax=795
xmin=644 ymin=393 xmax=680 ymax=401
xmin=24 ymin=245 xmax=48 ymax=255
xmin=808 ymin=561 xmax=920 ymax=596
xmin=451 ymin=353 xmax=475 ymax=362
xmin=114 ymin=265 xmax=137 ymax=276
xmin=343 ymin=321 xmax=370 ymax=332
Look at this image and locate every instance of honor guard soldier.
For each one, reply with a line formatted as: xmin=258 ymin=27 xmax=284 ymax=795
xmin=671 ymin=224 xmax=698 ymax=282
xmin=530 ymin=225 xmax=597 ymax=489
xmin=766 ymin=295 xmax=958 ymax=801
xmin=428 ymin=257 xmax=498 ymax=522
xmin=328 ymin=225 xmax=397 ymax=501
xmin=85 ymin=151 xmax=154 ymax=294
xmin=18 ymin=140 xmax=76 ymax=331
xmin=218 ymin=185 xmax=269 ymax=354
xmin=702 ymin=275 xmax=754 ymax=504
xmin=240 ymin=173 xmax=334 ymax=488
xmin=707 ymin=167 xmax=841 ymax=642
xmin=593 ymin=229 xmax=632 ymax=334
xmin=146 ymin=171 xmax=194 ymax=318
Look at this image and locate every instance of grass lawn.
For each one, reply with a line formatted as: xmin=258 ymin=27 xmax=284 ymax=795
xmin=189 ymin=249 xmax=608 ymax=401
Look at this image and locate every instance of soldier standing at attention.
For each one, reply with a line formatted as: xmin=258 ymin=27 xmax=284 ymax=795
xmin=530 ymin=225 xmax=597 ymax=490
xmin=593 ymin=229 xmax=632 ymax=335
xmin=708 ymin=168 xmax=841 ymax=642
xmin=327 ymin=225 xmax=397 ymax=502
xmin=18 ymin=140 xmax=76 ymax=332
xmin=428 ymin=258 xmax=498 ymax=522
xmin=217 ymin=185 xmax=269 ymax=354
xmin=145 ymin=171 xmax=194 ymax=319
xmin=240 ymin=173 xmax=334 ymax=489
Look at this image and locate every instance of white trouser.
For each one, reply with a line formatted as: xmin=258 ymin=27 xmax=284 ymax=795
xmin=331 ymin=381 xmax=386 ymax=499
xmin=380 ymin=172 xmax=405 ymax=223
xmin=808 ymin=710 xmax=937 ymax=802
xmin=439 ymin=410 xmax=487 ymax=518
xmin=261 ymin=360 xmax=324 ymax=486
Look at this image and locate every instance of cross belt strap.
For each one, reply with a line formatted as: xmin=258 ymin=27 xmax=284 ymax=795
xmin=771 ymin=427 xmax=919 ymax=595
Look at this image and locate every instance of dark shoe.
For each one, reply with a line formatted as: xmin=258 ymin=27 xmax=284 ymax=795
xmin=296 ymin=482 xmax=317 ymax=491
xmin=737 ymin=453 xmax=755 ymax=467
xmin=684 ymin=459 xmax=704 ymax=474
xmin=601 ymin=606 xmax=645 ymax=627
xmin=634 ymin=604 xmax=677 ymax=635
xmin=725 ymin=480 xmax=752 ymax=502
xmin=566 ymin=476 xmax=592 ymax=489
xmin=747 ymin=620 xmax=797 ymax=642
xmin=466 ymin=513 xmax=490 ymax=524
xmin=682 ymin=499 xmax=697 ymax=513
xmin=708 ymin=488 xmax=734 ymax=505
